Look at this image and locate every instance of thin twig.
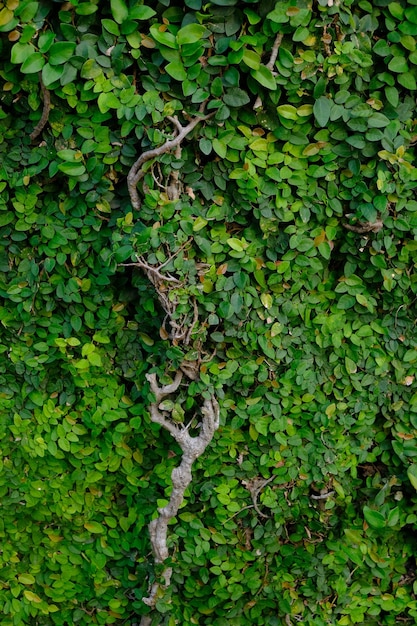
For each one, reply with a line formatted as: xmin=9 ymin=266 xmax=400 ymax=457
xmin=310 ymin=491 xmax=335 ymax=500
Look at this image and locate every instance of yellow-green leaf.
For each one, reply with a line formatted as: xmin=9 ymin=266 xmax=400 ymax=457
xmin=18 ymin=574 xmax=35 ymax=585
xmin=23 ymin=590 xmax=42 ymax=603
xmin=261 ymin=293 xmax=273 ymax=309
xmin=84 ymin=521 xmax=105 ymax=534
xmin=277 ymin=104 xmax=298 ymax=120
xmin=407 ymin=464 xmax=417 ymax=491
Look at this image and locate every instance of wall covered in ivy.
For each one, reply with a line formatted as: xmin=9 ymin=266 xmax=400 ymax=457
xmin=1 ymin=0 xmax=417 ymax=624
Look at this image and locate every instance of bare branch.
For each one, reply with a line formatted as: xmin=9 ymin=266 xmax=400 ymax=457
xmin=310 ymin=491 xmax=335 ymax=500
xmin=343 ymin=220 xmax=383 ymax=234
xmin=266 ymin=33 xmax=284 ymax=70
xmin=166 ymin=115 xmax=183 ymax=134
xmin=127 ymin=255 xmax=181 ymax=285
xmin=142 ymin=373 xmax=220 ymax=609
xmin=127 ymin=107 xmax=214 ymax=210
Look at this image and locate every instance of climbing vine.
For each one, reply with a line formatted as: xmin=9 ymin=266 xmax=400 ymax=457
xmin=1 ymin=1 xmax=417 ymax=625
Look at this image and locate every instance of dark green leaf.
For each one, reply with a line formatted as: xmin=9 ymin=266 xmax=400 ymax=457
xmin=313 ymin=96 xmax=331 ymax=127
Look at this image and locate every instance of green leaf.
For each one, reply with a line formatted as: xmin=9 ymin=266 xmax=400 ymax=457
xmin=11 ymin=42 xmax=32 ymax=64
xmin=199 ymin=137 xmax=212 ymax=155
xmin=251 ymin=65 xmax=277 ymax=90
xmin=193 ymin=217 xmax=208 ymax=231
xmin=97 ymin=92 xmax=121 ymax=112
xmin=363 ymin=506 xmax=385 ymax=529
xmin=48 ymin=42 xmax=76 ymax=65
xmin=18 ymin=574 xmax=36 ymax=585
xmin=101 ymin=19 xmax=120 ymax=35
xmin=84 ymin=521 xmax=105 ymax=534
xmin=313 ymin=97 xmax=331 ymax=127
xmin=177 ymin=23 xmax=206 ymax=45
xmin=81 ymin=59 xmax=103 ymax=79
xmin=23 ymin=590 xmax=42 ymax=604
xmin=110 ymin=0 xmax=128 ymax=24
xmin=243 ymin=49 xmax=261 ymax=70
xmin=398 ymin=72 xmax=417 ymax=90
xmin=212 ymin=138 xmax=227 ymax=158
xmin=404 ymin=349 xmax=417 ymax=363
xmin=114 ymin=245 xmax=133 ymax=262
xmin=75 ymin=3 xmax=98 ymax=15
xmin=87 ymin=352 xmax=102 ymax=367
xmin=29 ymin=390 xmax=44 ymax=407
xmin=277 ymin=104 xmax=298 ymax=120
xmin=58 ymin=438 xmax=70 ymax=452
xmin=165 ymin=60 xmax=187 ymax=82
xmin=389 ymin=2 xmax=404 ymax=19
xmin=227 ymin=238 xmax=245 ymax=252
xmin=0 ymin=7 xmax=13 ymax=27
xmin=405 ymin=6 xmax=417 ymax=24
xmin=129 ymin=5 xmax=156 ymax=20
xmin=21 ymin=52 xmax=45 ymax=74
xmin=367 ymin=113 xmax=390 ymax=128
xmin=267 ymin=4 xmax=290 ymax=23
xmin=260 ymin=293 xmax=273 ymax=309
xmin=42 ymin=63 xmax=64 ymax=86
xmin=388 ymin=56 xmax=409 ymax=73
xmin=0 ymin=212 xmax=14 ymax=227
xmin=57 ymin=163 xmax=86 ymax=177
xmin=345 ymin=356 xmax=357 ymax=374
xmin=150 ymin=24 xmax=178 ymax=49
xmin=407 ymin=464 xmax=417 ymax=490
xmin=223 ymin=88 xmax=250 ymax=107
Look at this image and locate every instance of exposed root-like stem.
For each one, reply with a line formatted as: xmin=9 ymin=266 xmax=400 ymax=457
xmin=142 ymin=372 xmax=219 ymax=609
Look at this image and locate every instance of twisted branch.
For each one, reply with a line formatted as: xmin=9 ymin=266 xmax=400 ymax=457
xmin=124 ymin=254 xmax=200 ymax=346
xmin=141 ymin=373 xmax=219 ymax=610
xmin=126 ymin=102 xmax=220 ymax=625
xmin=127 ymin=103 xmax=213 ymax=209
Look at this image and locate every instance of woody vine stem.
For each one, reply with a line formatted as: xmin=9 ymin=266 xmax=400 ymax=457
xmin=126 ymin=109 xmax=220 ymax=625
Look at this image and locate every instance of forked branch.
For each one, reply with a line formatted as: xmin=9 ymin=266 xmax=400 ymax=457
xmin=127 ymin=103 xmax=213 ymax=209
xmin=124 ymin=253 xmax=199 ymax=345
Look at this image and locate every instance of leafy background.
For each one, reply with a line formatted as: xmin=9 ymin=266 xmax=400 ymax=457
xmin=1 ymin=0 xmax=417 ymax=624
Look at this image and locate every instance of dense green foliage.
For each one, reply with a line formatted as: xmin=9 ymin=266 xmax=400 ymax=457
xmin=2 ymin=0 xmax=417 ymax=624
